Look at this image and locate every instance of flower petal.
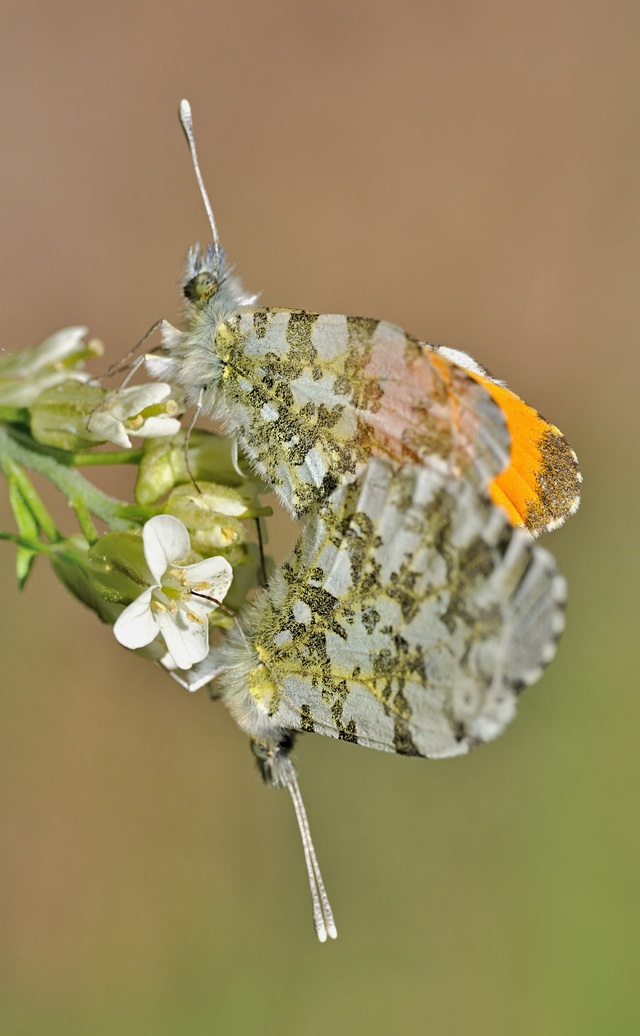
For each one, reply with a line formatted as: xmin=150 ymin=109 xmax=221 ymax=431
xmin=113 ymin=588 xmax=159 ymax=648
xmin=34 ymin=327 xmax=88 ymax=368
xmin=158 ymin=650 xmax=178 ymax=671
xmin=155 ymin=607 xmax=209 ymax=669
xmin=143 ymin=515 xmax=190 ymax=582
xmin=182 ymin=557 xmax=234 ymax=612
xmin=183 ymin=555 xmax=233 ymax=590
xmin=112 ymin=382 xmax=172 ymax=418
xmin=86 ymin=409 xmax=132 ymax=448
xmin=136 ymin=415 xmax=182 ymax=439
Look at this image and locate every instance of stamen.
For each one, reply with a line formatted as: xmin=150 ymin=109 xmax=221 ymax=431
xmin=139 ymin=400 xmax=179 ymax=420
xmin=190 ymin=590 xmax=248 ymax=647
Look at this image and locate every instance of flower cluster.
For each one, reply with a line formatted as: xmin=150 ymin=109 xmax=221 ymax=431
xmin=0 ymin=328 xmax=271 ymax=679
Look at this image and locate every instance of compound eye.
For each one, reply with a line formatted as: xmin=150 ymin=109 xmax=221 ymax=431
xmin=183 ymin=270 xmax=216 ymax=302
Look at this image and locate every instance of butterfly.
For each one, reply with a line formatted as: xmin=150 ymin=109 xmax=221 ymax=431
xmin=203 ymin=456 xmax=566 ymax=940
xmin=145 ymin=100 xmax=581 ymax=536
xmin=150 ymin=101 xmax=574 ymax=941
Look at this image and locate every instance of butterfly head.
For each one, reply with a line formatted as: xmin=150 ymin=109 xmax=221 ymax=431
xmin=182 ymin=243 xmax=219 ymax=302
xmin=182 ymin=242 xmax=257 ymax=319
xmin=183 ymin=242 xmax=226 ymax=304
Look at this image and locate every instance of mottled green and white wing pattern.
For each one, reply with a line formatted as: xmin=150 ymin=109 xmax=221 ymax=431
xmin=212 ymin=309 xmax=510 ymax=516
xmin=218 ymin=459 xmax=566 ymax=760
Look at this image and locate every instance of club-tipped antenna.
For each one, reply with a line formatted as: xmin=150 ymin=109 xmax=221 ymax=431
xmin=280 ymin=757 xmax=337 ymax=943
xmin=179 ymin=99 xmax=223 ymax=280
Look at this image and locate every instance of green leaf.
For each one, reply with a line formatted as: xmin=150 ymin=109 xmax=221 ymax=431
xmin=7 ymin=477 xmax=38 ymax=588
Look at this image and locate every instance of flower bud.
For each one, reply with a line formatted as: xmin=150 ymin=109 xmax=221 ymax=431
xmin=49 ymin=532 xmax=147 ymax=624
xmin=85 ymin=531 xmax=150 ymax=605
xmin=29 ymin=381 xmax=107 ymax=450
xmin=135 ymin=428 xmax=264 ymax=505
xmin=163 ymin=481 xmax=260 ymax=553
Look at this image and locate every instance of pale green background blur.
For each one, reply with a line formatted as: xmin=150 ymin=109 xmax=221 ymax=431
xmin=1 ymin=2 xmax=638 ymax=1033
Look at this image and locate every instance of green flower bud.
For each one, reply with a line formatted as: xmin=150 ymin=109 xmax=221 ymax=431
xmin=85 ymin=530 xmax=150 ymax=605
xmin=49 ymin=533 xmax=145 ymax=624
xmin=135 ymin=428 xmax=264 ymax=505
xmin=30 ymin=381 xmax=107 ymax=450
xmin=163 ymin=481 xmax=265 ymax=553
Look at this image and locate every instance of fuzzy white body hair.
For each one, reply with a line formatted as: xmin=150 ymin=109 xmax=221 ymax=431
xmin=145 ymin=245 xmax=257 ymax=414
xmin=216 ymin=573 xmax=291 ymax=749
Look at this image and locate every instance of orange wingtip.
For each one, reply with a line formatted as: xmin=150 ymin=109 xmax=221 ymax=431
xmin=467 ymin=373 xmax=582 ymax=535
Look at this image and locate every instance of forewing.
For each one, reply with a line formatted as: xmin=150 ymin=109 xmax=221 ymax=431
xmin=214 ymin=308 xmax=580 ymax=533
xmin=431 ymin=344 xmax=582 ymax=534
xmin=214 ymin=309 xmax=510 ymax=516
xmin=223 ymin=459 xmax=566 ymax=758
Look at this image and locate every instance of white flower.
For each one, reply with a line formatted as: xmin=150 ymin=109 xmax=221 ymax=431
xmin=113 ymin=515 xmax=233 ymax=669
xmin=0 ymin=326 xmax=101 ymax=406
xmin=86 ymin=383 xmax=182 ymax=448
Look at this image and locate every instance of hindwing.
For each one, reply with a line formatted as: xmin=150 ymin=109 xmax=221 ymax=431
xmin=218 ymin=458 xmax=566 ymax=758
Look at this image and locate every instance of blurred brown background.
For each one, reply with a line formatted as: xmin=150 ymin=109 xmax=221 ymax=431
xmin=1 ymin=2 xmax=638 ymax=1033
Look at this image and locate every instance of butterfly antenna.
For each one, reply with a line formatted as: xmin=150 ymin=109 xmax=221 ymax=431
xmin=280 ymin=757 xmax=337 ymax=943
xmin=179 ymin=99 xmax=223 ymax=281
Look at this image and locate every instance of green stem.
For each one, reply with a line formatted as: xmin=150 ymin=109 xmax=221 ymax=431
xmin=71 ymin=448 xmax=145 ymax=466
xmin=0 ymin=406 xmax=30 ymax=424
xmin=0 ymin=426 xmax=142 ymax=531
xmin=5 ymin=426 xmax=143 ymax=466
xmin=0 ymin=529 xmax=86 ymax=566
xmin=117 ymin=503 xmax=162 ymax=520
